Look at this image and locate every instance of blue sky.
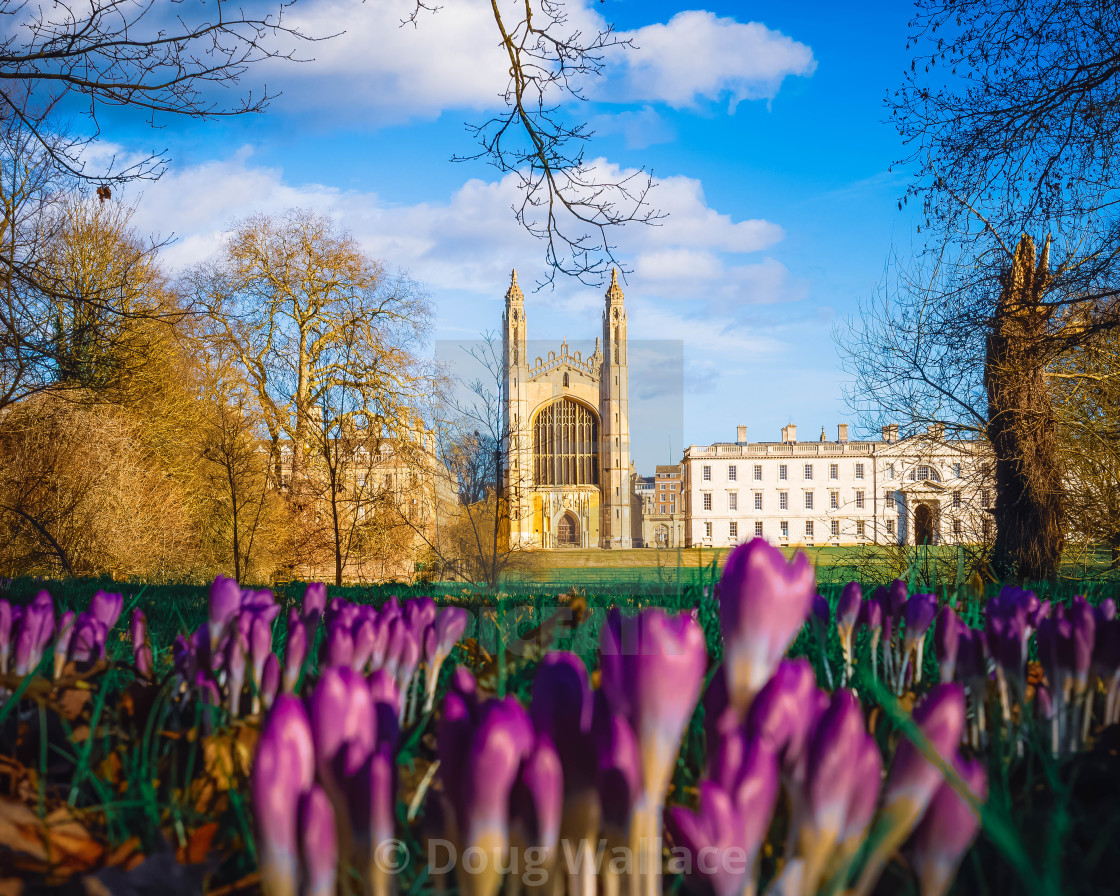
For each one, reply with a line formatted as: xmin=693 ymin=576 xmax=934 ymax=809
xmin=101 ymin=0 xmax=923 ymax=471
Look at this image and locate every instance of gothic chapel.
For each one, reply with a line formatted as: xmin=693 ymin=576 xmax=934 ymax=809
xmin=502 ymin=269 xmax=632 ymax=548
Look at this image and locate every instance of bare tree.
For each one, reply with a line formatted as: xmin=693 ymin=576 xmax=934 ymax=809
xmin=0 ymin=0 xmax=313 ymax=183
xmin=402 ymin=333 xmax=528 ymax=588
xmin=845 ymin=0 xmax=1120 ymax=581
xmin=410 ymin=0 xmax=662 ymax=283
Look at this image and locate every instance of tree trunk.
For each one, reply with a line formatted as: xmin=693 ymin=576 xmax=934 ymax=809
xmin=984 ymin=235 xmax=1065 ymax=582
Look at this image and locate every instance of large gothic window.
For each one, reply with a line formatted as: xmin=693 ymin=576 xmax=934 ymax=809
xmin=533 ymin=398 xmax=599 ymax=486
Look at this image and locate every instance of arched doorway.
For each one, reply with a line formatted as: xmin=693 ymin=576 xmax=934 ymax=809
xmin=557 ymin=511 xmax=580 ymax=547
xmin=914 ymin=503 xmax=935 ymax=545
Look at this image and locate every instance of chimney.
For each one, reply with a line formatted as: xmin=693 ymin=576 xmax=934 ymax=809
xmin=736 ymin=424 xmax=748 ymax=444
xmin=781 ymin=423 xmax=797 ymax=443
xmin=881 ymin=423 xmax=899 ymax=443
xmin=928 ymin=422 xmax=945 ymax=439
xmin=838 ymin=423 xmax=848 ymax=442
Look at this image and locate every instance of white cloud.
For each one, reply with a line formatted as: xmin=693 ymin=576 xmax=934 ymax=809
xmin=263 ymin=1 xmax=814 ymax=121
xmin=615 ymin=11 xmax=816 ymax=111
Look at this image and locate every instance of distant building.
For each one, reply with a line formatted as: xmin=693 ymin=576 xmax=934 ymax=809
xmin=635 ymin=464 xmax=685 ymax=548
xmin=682 ymin=423 xmax=991 ymax=548
xmin=502 ymin=269 xmax=632 ymax=548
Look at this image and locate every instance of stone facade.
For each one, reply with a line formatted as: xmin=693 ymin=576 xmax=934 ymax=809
xmin=502 ymin=270 xmax=632 ymax=548
xmin=683 ymin=424 xmax=992 ymax=548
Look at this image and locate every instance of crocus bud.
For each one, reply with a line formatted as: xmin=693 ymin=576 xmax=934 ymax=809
xmin=283 ymin=612 xmax=306 ymax=693
xmin=324 ymin=623 xmax=354 ymax=669
xmin=209 ymin=576 xmax=242 ymax=653
xmin=69 ymin=614 xmax=108 ymax=669
xmin=298 ymin=784 xmax=337 ymax=896
xmin=405 ymin=595 xmax=438 ymax=635
xmin=253 ymin=696 xmax=315 ymax=896
xmin=855 ymin=684 xmax=966 ymax=896
xmin=226 ymin=630 xmax=246 ymax=716
xmin=54 ymin=611 xmax=76 ymax=679
xmin=596 ymin=706 xmax=642 ymax=841
xmin=666 ymin=780 xmax=755 ymax=896
xmin=800 ymin=690 xmax=868 ymax=893
xmin=89 ymin=591 xmax=124 ymax=632
xmin=718 ymin=538 xmax=815 ymax=714
xmin=351 ymin=618 xmax=376 ymax=672
xmin=837 ymin=582 xmax=863 ymax=676
xmin=910 ymin=755 xmax=988 ymax=896
xmin=510 ymin=735 xmax=563 ymax=862
xmin=301 ymin=582 xmax=327 ymax=640
xmin=531 ymin=652 xmax=595 ymax=795
xmin=1069 ymin=595 xmax=1096 ymax=696
xmin=250 ymin=614 xmax=274 ymax=690
xmin=354 ymin=742 xmax=398 ymax=896
xmin=369 ymin=668 xmax=402 ymax=722
xmin=458 ymin=698 xmax=534 ymax=896
xmin=935 ymin=607 xmax=963 ymax=684
xmin=131 ymin=610 xmax=153 ymax=680
xmin=260 ymin=652 xmax=281 ymax=711
xmin=0 ymin=599 xmax=11 ymax=674
xmin=903 ymin=594 xmax=938 ymax=685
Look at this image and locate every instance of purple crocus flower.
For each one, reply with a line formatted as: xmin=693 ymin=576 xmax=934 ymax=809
xmin=423 ymin=607 xmax=468 ymax=712
xmin=369 ymin=668 xmax=402 ymax=720
xmin=88 ymin=591 xmax=124 ymax=632
xmin=283 ymin=611 xmax=306 ymax=693
xmin=131 ymin=610 xmax=153 ymax=680
xmin=252 ymin=695 xmax=316 ymax=896
xmin=910 ymin=754 xmax=988 ymax=896
xmin=718 ymin=538 xmax=815 ymax=714
xmin=54 ymin=610 xmax=76 ymax=679
xmin=298 ymin=784 xmax=337 ymax=896
xmin=600 ymin=608 xmax=708 ymax=804
xmin=14 ymin=593 xmax=54 ymax=675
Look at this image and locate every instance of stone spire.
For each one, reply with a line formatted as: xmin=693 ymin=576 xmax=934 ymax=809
xmin=506 ymin=268 xmax=524 ymax=304
xmin=605 ymin=267 xmax=625 ymax=305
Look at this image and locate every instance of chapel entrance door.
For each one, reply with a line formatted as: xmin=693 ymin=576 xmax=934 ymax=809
xmin=557 ymin=511 xmax=580 ymax=547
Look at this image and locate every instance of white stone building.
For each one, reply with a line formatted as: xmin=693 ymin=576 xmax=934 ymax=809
xmin=682 ymin=423 xmax=992 ymax=548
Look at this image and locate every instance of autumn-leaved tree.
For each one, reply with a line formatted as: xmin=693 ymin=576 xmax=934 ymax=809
xmin=190 ymin=209 xmax=433 ymax=583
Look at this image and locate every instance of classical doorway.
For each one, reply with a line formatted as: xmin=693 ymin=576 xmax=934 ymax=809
xmin=914 ymin=503 xmax=936 ymax=545
xmin=557 ymin=511 xmax=580 ymax=547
